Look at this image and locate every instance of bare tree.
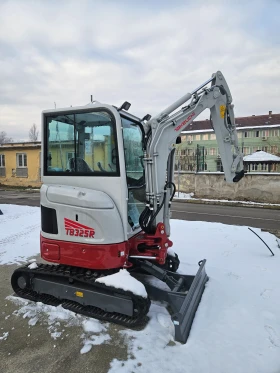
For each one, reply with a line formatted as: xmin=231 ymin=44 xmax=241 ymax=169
xmin=29 ymin=124 xmax=39 ymax=141
xmin=0 ymin=131 xmax=13 ymax=145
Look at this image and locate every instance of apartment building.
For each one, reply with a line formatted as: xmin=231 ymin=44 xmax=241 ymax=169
xmin=176 ymin=111 xmax=280 ymax=172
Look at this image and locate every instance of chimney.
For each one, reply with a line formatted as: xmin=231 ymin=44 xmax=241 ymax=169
xmin=269 ymin=110 xmax=272 ymax=116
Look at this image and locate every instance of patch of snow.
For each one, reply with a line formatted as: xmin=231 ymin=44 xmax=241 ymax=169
xmin=0 ymin=332 xmax=9 ymax=341
xmin=82 ymin=320 xmax=106 ymax=334
xmin=167 ymin=248 xmax=176 ymax=257
xmin=173 ymin=194 xmax=280 ymax=207
xmin=50 ymin=331 xmax=62 ymax=340
xmin=80 ymin=334 xmax=111 ymax=354
xmin=28 ymin=317 xmax=38 ymax=326
xmin=174 ymin=192 xmax=194 ymax=199
xmin=28 ymin=262 xmax=38 ymax=269
xmin=96 ymin=269 xmax=147 ymax=298
xmin=0 ymin=204 xmax=40 ymax=264
xmin=80 ymin=343 xmax=92 ymax=355
xmin=200 ymin=198 xmax=280 ymax=206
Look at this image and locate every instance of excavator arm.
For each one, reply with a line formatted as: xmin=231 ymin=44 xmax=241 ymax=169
xmin=140 ymin=71 xmax=244 ymax=235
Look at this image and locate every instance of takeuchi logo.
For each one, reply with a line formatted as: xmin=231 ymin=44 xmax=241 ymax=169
xmin=64 ymin=218 xmax=95 ymax=238
xmin=174 ymin=112 xmax=195 ymax=132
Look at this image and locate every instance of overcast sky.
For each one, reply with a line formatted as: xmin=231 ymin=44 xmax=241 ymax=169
xmin=0 ymin=0 xmax=279 ymax=141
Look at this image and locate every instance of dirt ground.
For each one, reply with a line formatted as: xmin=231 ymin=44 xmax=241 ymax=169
xmin=0 ymin=260 xmax=131 ymax=373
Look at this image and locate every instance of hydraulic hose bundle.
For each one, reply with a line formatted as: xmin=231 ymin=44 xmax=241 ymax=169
xmin=139 ymin=181 xmax=176 ymax=234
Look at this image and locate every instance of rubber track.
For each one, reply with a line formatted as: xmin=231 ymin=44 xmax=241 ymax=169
xmin=11 ymin=264 xmax=151 ymax=328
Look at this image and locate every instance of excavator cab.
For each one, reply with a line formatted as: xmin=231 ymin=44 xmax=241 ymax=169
xmin=40 ymin=105 xmax=148 ymax=270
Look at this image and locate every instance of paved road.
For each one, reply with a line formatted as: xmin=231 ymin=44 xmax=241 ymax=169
xmin=0 ymin=189 xmax=279 ymax=230
xmin=0 ymin=190 xmax=40 ymax=207
xmin=171 ymin=201 xmax=280 ymax=230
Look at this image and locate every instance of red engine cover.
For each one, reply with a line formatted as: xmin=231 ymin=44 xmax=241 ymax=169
xmin=41 ymin=223 xmax=173 ymax=270
xmin=40 ymin=235 xmax=129 ymax=270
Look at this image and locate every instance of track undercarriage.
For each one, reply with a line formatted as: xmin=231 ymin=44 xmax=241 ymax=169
xmin=11 ymin=255 xmax=208 ymax=343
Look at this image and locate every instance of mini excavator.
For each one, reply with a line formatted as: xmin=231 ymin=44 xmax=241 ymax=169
xmin=11 ymin=71 xmax=244 ymax=343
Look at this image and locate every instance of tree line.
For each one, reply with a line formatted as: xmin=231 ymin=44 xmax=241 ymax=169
xmin=0 ymin=124 xmax=39 ymax=145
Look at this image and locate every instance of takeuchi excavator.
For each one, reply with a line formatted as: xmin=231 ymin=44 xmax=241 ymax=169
xmin=11 ymin=71 xmax=244 ymax=343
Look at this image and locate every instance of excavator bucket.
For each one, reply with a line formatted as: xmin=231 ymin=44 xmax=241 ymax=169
xmin=132 ymin=259 xmax=208 ymax=343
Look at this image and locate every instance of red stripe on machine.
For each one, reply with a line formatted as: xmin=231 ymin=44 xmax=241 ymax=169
xmin=64 ymin=218 xmax=95 ymax=238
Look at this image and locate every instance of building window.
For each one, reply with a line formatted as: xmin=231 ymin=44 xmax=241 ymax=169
xmin=244 ymin=131 xmax=249 ymax=138
xmin=210 ymin=134 xmax=216 ymax=140
xmin=217 ymin=160 xmax=223 ymax=172
xmin=272 ymin=129 xmax=279 ymax=137
xmin=237 ymin=132 xmax=242 ymax=139
xmin=261 ymin=163 xmax=268 ymax=171
xmin=262 ymin=130 xmax=269 ymax=138
xmin=255 ymin=130 xmax=260 ymax=137
xmin=204 ymin=163 xmax=207 ymax=170
xmin=17 ymin=153 xmax=27 ymax=167
xmin=261 ymin=146 xmax=268 ymax=152
xmin=181 ymin=149 xmax=186 ymax=156
xmin=271 ymin=146 xmax=278 ymax=154
xmin=187 ymin=149 xmax=193 ymax=156
xmin=202 ymin=134 xmax=208 ymax=140
xmin=16 ymin=153 xmax=28 ymax=177
xmin=0 ymin=154 xmax=5 ymax=167
xmin=243 ymin=147 xmax=250 ymax=155
xmin=209 ymin=148 xmax=216 ymax=156
xmin=66 ymin=151 xmax=75 ymax=167
xmin=252 ymin=164 xmax=258 ymax=171
xmin=195 ymin=134 xmax=201 ymax=141
xmin=187 ymin=135 xmax=193 ymax=141
xmin=0 ymin=154 xmax=5 ymax=177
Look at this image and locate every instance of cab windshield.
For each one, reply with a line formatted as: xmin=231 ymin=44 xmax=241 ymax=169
xmin=44 ymin=109 xmax=119 ymax=176
xmin=122 ymin=116 xmax=145 ymax=229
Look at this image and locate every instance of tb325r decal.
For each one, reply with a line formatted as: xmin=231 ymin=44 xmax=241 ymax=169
xmin=64 ymin=218 xmax=95 ymax=238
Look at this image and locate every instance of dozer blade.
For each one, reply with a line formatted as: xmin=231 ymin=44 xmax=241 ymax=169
xmin=171 ymin=259 xmax=208 ymax=343
xmin=132 ymin=259 xmax=208 ymax=344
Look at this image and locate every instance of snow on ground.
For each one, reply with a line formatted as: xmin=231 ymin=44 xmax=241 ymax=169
xmin=2 ymin=204 xmax=280 ymax=372
xmin=173 ymin=191 xmax=280 ymax=207
xmin=0 ymin=204 xmax=40 ymax=264
xmin=109 ymin=222 xmax=280 ymax=373
xmin=174 ymin=191 xmax=194 ymax=199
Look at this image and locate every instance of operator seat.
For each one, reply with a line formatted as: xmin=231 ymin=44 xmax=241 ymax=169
xmin=68 ymin=157 xmax=93 ymax=173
